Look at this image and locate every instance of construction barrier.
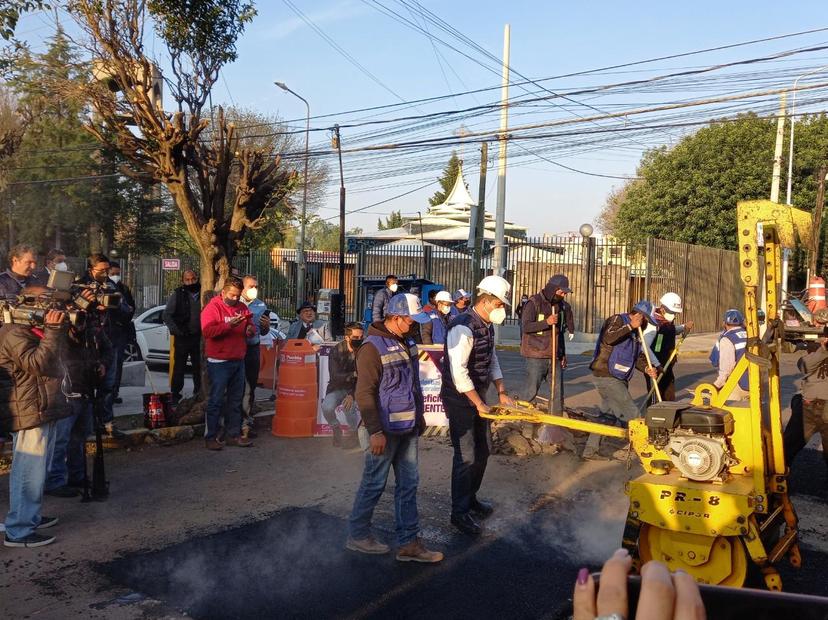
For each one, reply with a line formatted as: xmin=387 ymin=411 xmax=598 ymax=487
xmin=272 ymin=339 xmax=318 ymax=437
xmin=257 ymin=341 xmax=280 ymax=392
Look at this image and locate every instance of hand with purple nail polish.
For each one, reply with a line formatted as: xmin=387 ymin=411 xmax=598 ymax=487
xmin=572 ymin=551 xmax=706 ymax=620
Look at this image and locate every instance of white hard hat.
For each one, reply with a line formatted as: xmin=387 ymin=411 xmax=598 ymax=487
xmin=434 ymin=290 xmax=454 ymax=304
xmin=477 ymin=275 xmax=511 ymax=305
xmin=659 ymin=292 xmax=683 ymax=313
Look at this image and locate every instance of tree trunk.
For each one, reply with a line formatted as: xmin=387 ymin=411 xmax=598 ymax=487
xmin=89 ymin=222 xmax=101 ymax=254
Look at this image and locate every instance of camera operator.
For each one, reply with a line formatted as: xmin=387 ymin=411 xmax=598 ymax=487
xmin=106 ymin=261 xmax=135 ymax=405
xmin=0 ymin=289 xmax=72 ymax=548
xmin=77 ymin=253 xmax=132 ymax=436
xmin=44 ymin=289 xmax=113 ymax=498
xmin=0 ymin=244 xmax=38 ymax=301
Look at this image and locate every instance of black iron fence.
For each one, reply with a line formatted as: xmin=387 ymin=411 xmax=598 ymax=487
xmin=20 ymin=236 xmax=742 ymax=333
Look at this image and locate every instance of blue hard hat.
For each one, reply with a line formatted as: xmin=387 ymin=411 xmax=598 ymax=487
xmin=453 ymin=288 xmax=471 ymax=302
xmin=724 ymin=309 xmax=745 ymax=325
xmin=632 ymin=300 xmax=653 ymax=317
xmin=386 ymin=293 xmax=431 ymax=324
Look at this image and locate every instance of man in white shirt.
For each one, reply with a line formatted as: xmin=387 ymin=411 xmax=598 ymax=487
xmin=440 ymin=276 xmax=514 ymax=537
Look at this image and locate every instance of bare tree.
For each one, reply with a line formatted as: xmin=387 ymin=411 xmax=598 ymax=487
xmin=65 ymin=0 xmax=296 ymax=296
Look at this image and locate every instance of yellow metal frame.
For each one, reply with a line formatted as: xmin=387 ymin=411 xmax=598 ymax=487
xmin=481 ymin=199 xmax=810 ymax=590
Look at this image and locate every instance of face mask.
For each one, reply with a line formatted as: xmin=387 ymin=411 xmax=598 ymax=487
xmin=396 ymin=318 xmax=413 ymax=336
xmin=185 ymin=283 xmax=199 ymax=292
xmin=489 ymin=306 xmax=506 ymax=325
xmin=350 ymin=338 xmax=363 ymax=349
xmin=389 ymin=283 xmax=398 ymax=293
xmin=551 ymin=294 xmax=563 ymax=304
xmin=224 ymin=297 xmax=238 ymax=307
xmin=55 ymin=262 xmax=68 ymax=272
xmin=439 ymin=304 xmax=451 ymax=315
xmin=663 ymin=311 xmax=676 ymax=322
xmin=109 ymin=275 xmax=121 ymax=284
xmin=245 ymin=287 xmax=258 ymax=301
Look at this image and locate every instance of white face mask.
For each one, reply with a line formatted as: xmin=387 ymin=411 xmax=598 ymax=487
xmin=245 ymin=287 xmax=258 ymax=301
xmin=663 ymin=311 xmax=676 ymax=322
xmin=54 ymin=262 xmax=68 ymax=272
xmin=109 ymin=275 xmax=121 ymax=283
xmin=489 ymin=306 xmax=506 ymax=325
xmin=438 ymin=304 xmax=451 ymax=315
xmin=388 ymin=283 xmax=398 ymax=293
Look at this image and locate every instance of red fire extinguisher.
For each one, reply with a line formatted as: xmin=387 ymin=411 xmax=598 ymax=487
xmin=148 ymin=394 xmax=166 ymax=429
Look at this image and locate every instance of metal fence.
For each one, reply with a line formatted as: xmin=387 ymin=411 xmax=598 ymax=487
xmin=29 ymin=236 xmax=742 ymax=333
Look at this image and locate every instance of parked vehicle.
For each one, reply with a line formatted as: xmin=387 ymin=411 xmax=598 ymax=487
xmin=126 ymin=306 xmax=290 ymax=364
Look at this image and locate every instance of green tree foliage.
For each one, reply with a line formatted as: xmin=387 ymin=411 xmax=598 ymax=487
xmin=0 ymin=1 xmax=48 ymax=40
xmin=377 ymin=210 xmax=404 ymax=230
xmin=606 ymin=113 xmax=828 ymax=250
xmin=276 ymin=218 xmax=362 ymax=252
xmin=428 ymin=150 xmax=461 ymax=206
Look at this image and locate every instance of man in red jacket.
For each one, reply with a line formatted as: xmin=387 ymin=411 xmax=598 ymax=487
xmin=201 ymin=279 xmax=255 ymax=450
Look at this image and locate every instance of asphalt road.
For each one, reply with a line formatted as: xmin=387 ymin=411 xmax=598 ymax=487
xmin=1 ymin=352 xmax=826 ymax=619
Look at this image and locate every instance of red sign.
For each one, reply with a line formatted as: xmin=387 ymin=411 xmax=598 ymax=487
xmin=162 ymin=258 xmax=181 ymax=271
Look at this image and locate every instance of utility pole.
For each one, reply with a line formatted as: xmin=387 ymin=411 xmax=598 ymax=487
xmin=275 ymin=82 xmax=310 ymax=306
xmin=810 ymin=167 xmax=827 ymax=277
xmin=332 ymin=124 xmax=346 ymax=336
xmin=471 ymin=142 xmax=488 ymax=285
xmin=493 ymin=23 xmax=510 ymax=278
xmin=770 ymin=93 xmax=787 ymax=204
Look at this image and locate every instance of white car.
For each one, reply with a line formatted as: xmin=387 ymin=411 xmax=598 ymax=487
xmin=126 ymin=305 xmax=289 ymax=364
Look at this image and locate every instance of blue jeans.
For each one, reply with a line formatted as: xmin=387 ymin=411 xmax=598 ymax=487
xmin=349 ymin=426 xmax=420 ymax=546
xmin=521 ymin=356 xmax=565 ymax=413
xmin=206 ymin=360 xmax=245 ymax=440
xmin=101 ymin=361 xmax=117 ymax=425
xmin=5 ymin=422 xmax=57 ymax=540
xmin=321 ymin=389 xmax=359 ymax=430
xmin=45 ymin=399 xmax=92 ymax=490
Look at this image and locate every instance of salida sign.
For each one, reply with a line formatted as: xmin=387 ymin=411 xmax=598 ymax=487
xmin=162 ymin=258 xmax=181 ymax=271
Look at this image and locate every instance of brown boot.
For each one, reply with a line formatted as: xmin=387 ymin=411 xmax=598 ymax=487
xmin=225 ymin=435 xmax=253 ymax=448
xmin=396 ymin=538 xmax=444 ymax=563
xmin=205 ymin=438 xmax=223 ymax=451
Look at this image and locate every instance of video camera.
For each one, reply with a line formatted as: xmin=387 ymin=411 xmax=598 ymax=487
xmin=0 ymin=269 xmax=121 ymax=328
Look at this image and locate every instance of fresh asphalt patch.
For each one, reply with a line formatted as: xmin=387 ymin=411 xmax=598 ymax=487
xmin=102 ymin=506 xmax=581 ymax=619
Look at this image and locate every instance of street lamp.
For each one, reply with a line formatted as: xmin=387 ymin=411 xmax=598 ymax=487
xmin=275 ymin=81 xmax=311 ymax=307
xmin=579 ymin=223 xmax=595 ymax=333
xmin=786 ymin=65 xmax=828 ymax=205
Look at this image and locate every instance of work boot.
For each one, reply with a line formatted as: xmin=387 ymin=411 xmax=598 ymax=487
xmin=450 ymin=513 xmax=482 ymax=536
xmin=345 ymin=536 xmax=390 ymax=555
xmin=44 ymin=486 xmax=80 ymax=498
xmin=332 ymin=426 xmax=343 ymax=447
xmin=582 ymin=446 xmax=609 ymax=461
xmin=225 ymin=435 xmax=253 ymax=448
xmin=470 ymin=498 xmax=494 ymax=519
xmin=396 ymin=538 xmax=444 ymax=563
xmin=4 ymin=532 xmax=55 ymax=548
xmin=205 ymin=438 xmax=223 ymax=451
xmin=241 ymin=426 xmax=258 ymax=440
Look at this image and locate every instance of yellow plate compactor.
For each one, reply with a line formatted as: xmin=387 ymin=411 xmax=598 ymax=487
xmin=483 ymin=200 xmax=812 ymax=590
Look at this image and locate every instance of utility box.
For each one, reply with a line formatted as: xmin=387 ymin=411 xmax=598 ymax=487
xmin=317 ymin=288 xmax=336 ymax=323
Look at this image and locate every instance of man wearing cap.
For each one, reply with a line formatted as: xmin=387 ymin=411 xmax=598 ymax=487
xmin=710 ymin=309 xmax=749 ymax=401
xmin=520 ymin=274 xmax=574 ymax=413
xmin=642 ymin=292 xmax=694 ymax=403
xmin=441 ymin=276 xmax=514 ymax=537
xmin=286 ymin=301 xmax=331 ymax=344
xmin=421 ymin=290 xmax=454 ymax=345
xmin=347 ymin=293 xmax=443 ymax=563
xmin=585 ymin=301 xmax=659 ymax=459
xmin=450 ymin=289 xmax=471 ymax=316
xmin=371 ymin=274 xmax=399 ymax=323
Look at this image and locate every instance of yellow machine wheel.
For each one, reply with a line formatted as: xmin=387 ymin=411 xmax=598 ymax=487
xmin=638 ymin=525 xmax=748 ymax=587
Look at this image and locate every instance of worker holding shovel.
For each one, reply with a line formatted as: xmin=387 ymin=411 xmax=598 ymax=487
xmin=641 ymin=292 xmax=694 ymax=404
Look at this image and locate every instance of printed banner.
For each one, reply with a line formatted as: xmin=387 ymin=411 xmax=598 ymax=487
xmin=313 ymin=343 xmax=448 ymax=437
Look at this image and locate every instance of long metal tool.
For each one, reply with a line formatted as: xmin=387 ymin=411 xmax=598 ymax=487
xmin=549 ymin=306 xmax=557 ymax=413
xmin=638 ymin=326 xmax=662 ymax=402
xmin=638 ymin=331 xmax=689 ymax=412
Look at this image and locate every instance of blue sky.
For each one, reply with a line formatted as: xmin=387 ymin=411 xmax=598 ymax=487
xmin=18 ymin=2 xmax=828 ymax=236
